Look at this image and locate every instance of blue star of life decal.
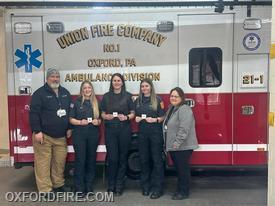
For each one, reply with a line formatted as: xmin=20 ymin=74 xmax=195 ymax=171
xmin=15 ymin=44 xmax=42 ymax=73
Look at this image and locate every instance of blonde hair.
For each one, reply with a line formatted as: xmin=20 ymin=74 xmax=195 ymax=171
xmin=80 ymin=81 xmax=99 ymax=119
xmin=138 ymin=78 xmax=158 ymax=111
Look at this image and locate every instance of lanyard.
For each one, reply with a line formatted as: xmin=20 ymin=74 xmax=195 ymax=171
xmin=53 ymin=90 xmax=62 ymax=109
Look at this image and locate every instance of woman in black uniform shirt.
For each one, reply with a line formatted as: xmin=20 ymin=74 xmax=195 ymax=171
xmin=135 ymin=78 xmax=165 ymax=199
xmin=69 ymin=81 xmax=101 ymax=196
xmin=101 ymin=73 xmax=135 ymax=196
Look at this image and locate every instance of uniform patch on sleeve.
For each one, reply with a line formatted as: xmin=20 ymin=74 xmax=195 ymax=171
xmin=70 ymin=103 xmax=74 ymax=108
xmin=160 ymin=101 xmax=165 ymax=109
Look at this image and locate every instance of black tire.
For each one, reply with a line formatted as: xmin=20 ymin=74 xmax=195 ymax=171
xmin=126 ymin=134 xmax=141 ymax=180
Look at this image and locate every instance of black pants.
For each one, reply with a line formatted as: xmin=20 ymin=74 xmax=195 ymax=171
xmin=105 ymin=123 xmax=131 ymax=190
xmin=73 ymin=130 xmax=99 ymax=192
xmin=138 ymin=132 xmax=164 ymax=193
xmin=170 ymin=150 xmax=193 ymax=195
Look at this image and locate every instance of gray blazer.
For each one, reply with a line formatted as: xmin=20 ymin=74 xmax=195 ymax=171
xmin=163 ymin=104 xmax=199 ymax=151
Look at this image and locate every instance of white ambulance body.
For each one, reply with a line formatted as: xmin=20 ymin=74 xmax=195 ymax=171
xmin=4 ymin=1 xmax=271 ymax=172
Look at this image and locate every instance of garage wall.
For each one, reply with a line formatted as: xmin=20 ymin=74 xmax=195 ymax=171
xmin=0 ymin=8 xmax=9 ymax=152
xmin=268 ymin=1 xmax=275 ymax=206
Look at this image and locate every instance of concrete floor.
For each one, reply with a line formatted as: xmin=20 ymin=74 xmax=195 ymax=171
xmin=0 ymin=167 xmax=267 ymax=206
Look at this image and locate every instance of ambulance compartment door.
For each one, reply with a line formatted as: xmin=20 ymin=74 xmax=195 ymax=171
xmin=178 ymin=14 xmax=233 ymax=165
xmin=11 ymin=16 xmax=44 ymax=163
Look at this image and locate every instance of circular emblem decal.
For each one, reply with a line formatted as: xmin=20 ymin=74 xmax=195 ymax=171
xmin=243 ymin=33 xmax=261 ymax=51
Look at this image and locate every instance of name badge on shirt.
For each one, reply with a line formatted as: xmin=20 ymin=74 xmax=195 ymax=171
xmin=141 ymin=114 xmax=147 ymax=119
xmin=57 ymin=109 xmax=66 ymax=117
xmin=87 ymin=117 xmax=93 ymax=123
xmin=112 ymin=112 xmax=118 ymax=117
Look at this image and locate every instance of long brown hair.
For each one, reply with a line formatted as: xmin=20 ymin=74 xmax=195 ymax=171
xmin=138 ymin=78 xmax=158 ymax=111
xmin=80 ymin=81 xmax=99 ymax=118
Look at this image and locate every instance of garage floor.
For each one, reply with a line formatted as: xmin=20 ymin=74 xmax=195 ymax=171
xmin=0 ymin=167 xmax=267 ymax=206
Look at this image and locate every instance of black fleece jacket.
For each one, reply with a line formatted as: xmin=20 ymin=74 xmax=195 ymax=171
xmin=29 ymin=83 xmax=71 ymax=138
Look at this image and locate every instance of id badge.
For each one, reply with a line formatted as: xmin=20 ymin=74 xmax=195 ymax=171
xmin=87 ymin=117 xmax=93 ymax=123
xmin=57 ymin=109 xmax=66 ymax=117
xmin=141 ymin=114 xmax=147 ymax=119
xmin=112 ymin=112 xmax=118 ymax=117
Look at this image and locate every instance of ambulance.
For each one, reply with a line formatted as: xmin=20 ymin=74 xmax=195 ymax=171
xmin=3 ymin=0 xmax=272 ymax=177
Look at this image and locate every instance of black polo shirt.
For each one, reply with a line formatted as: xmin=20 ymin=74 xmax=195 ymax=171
xmin=134 ymin=95 xmax=165 ymax=133
xmin=69 ymin=97 xmax=100 ymax=134
xmin=101 ymin=91 xmax=134 ymax=125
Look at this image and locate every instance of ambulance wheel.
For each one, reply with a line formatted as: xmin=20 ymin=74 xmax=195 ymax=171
xmin=126 ymin=134 xmax=141 ymax=180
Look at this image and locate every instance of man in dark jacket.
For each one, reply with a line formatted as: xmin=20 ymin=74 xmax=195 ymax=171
xmin=29 ymin=67 xmax=72 ymax=193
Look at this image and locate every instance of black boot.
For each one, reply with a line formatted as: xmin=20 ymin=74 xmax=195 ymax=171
xmin=54 ymin=185 xmax=72 ymax=192
xmin=85 ymin=185 xmax=95 ymax=196
xmin=114 ymin=187 xmax=124 ymax=196
xmin=171 ymin=192 xmax=188 ymax=200
xmin=142 ymin=189 xmax=150 ymax=196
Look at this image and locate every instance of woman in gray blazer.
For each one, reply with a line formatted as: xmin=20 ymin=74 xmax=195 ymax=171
xmin=163 ymin=87 xmax=198 ymax=200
